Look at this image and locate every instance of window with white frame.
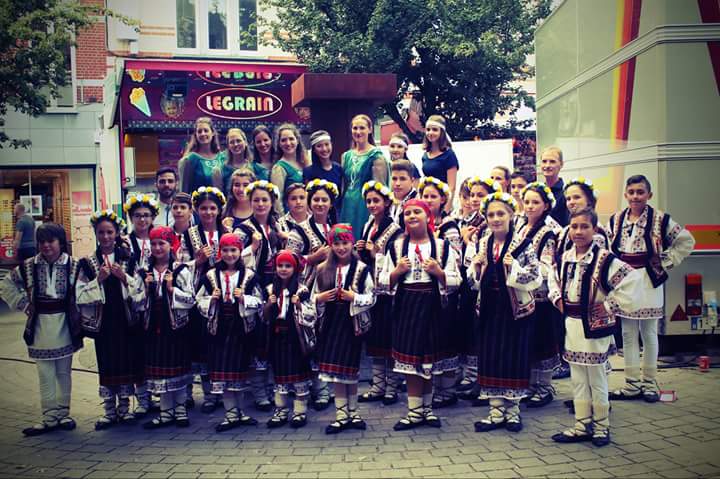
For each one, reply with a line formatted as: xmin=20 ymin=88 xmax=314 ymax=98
xmin=176 ymin=0 xmax=258 ymax=54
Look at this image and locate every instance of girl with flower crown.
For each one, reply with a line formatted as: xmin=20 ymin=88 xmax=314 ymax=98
xmin=517 ymin=183 xmax=562 ymax=408
xmin=356 ymin=181 xmax=402 ymax=405
xmin=379 ymin=199 xmax=460 ymax=430
xmin=123 ymin=194 xmax=161 ymax=416
xmin=138 ymin=226 xmax=196 ymax=429
xmin=455 ymin=177 xmax=498 ymax=399
xmin=234 ymin=180 xmax=284 ymax=411
xmin=196 ymin=233 xmax=264 ymax=432
xmin=177 ymin=186 xmax=232 ymax=414
xmin=277 ymin=183 xmax=311 ymax=240
xmin=264 ymin=250 xmax=316 ymax=429
xmin=312 ymin=224 xmax=376 ymax=434
xmin=418 ymin=176 xmax=463 ymax=408
xmin=469 ymin=193 xmax=541 ymax=434
xmin=76 ymin=210 xmax=145 ymax=429
xmin=221 ymin=169 xmax=256 ymax=232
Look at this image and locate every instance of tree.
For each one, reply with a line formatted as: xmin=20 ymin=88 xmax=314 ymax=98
xmin=261 ymin=0 xmax=550 ymax=141
xmin=0 ymin=0 xmax=135 ymax=148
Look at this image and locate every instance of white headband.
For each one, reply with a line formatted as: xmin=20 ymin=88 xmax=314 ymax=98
xmin=425 ymin=120 xmax=446 ymax=131
xmin=389 ymin=138 xmax=408 ymax=149
xmin=310 ymin=134 xmax=332 ymax=146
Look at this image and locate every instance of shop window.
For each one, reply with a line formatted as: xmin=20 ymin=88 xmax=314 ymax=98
xmin=176 ymin=0 xmax=258 ymax=54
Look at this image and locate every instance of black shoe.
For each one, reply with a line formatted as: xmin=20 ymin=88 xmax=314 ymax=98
xmin=552 ymin=431 xmax=592 ymax=443
xmin=201 ymin=399 xmax=219 ymax=414
xmin=350 ymin=416 xmax=367 ymax=430
xmin=358 ymin=392 xmax=384 ymax=403
xmin=474 ymin=420 xmax=505 ymax=432
xmin=471 ymin=397 xmax=489 ymax=407
xmin=290 ymin=413 xmax=307 ymax=429
xmin=255 ymin=400 xmax=273 ymax=412
xmin=23 ymin=422 xmax=59 ymax=436
xmin=185 ymin=397 xmax=195 ymax=409
xmin=382 ymin=393 xmax=399 ymax=406
xmin=325 ymin=419 xmax=351 ymax=434
xmin=506 ymin=419 xmax=523 ymax=432
xmin=592 ymin=431 xmax=611 ymax=447
xmin=393 ymin=418 xmax=424 ymax=431
xmin=527 ymin=392 xmax=554 ymax=409
xmin=312 ymin=398 xmax=331 ymax=411
xmin=94 ymin=417 xmax=116 ymax=431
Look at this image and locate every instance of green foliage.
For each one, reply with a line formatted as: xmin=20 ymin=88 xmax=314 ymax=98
xmin=0 ymin=0 xmax=137 ymax=148
xmin=261 ymin=0 xmax=550 ymax=140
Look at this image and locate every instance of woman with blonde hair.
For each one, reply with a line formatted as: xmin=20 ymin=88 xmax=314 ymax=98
xmin=179 ymin=117 xmax=223 ymax=194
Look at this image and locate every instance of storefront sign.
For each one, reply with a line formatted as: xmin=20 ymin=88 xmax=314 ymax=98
xmin=197 ymin=88 xmax=282 ymax=120
xmin=119 ymin=64 xmax=309 ymax=131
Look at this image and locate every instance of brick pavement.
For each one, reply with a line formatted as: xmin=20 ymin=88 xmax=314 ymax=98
xmin=0 ymin=311 xmax=718 ymax=478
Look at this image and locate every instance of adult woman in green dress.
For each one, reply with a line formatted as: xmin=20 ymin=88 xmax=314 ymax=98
xmin=340 ymin=114 xmax=390 ymax=235
xmin=179 ymin=117 xmax=223 ymax=194
xmin=212 ymin=128 xmax=253 ymax=195
xmin=250 ymin=125 xmax=276 ymax=182
xmin=270 ymin=123 xmax=308 ymax=213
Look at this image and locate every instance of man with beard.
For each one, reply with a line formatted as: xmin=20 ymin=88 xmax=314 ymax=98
xmin=153 ymin=167 xmax=178 ymax=227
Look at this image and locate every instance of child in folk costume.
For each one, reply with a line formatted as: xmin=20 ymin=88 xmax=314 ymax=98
xmin=124 ymin=193 xmax=159 ymax=270
xmin=139 ymin=227 xmax=196 ymax=429
xmin=221 ymin=169 xmax=256 ymax=231
xmin=509 ymin=171 xmax=529 ymax=215
xmin=123 ymin=194 xmax=160 ymax=415
xmin=76 ymin=211 xmax=145 ymax=430
xmin=456 ymin=178 xmax=498 ymax=398
xmin=453 ymin=178 xmax=486 ymax=244
xmin=379 ymin=200 xmax=461 ymax=430
xmin=285 ymin=179 xmax=339 ymax=410
xmin=312 ymin=224 xmax=376 ymax=434
xmin=277 ymin=183 xmax=311 ymax=240
xmin=517 ymin=183 xmax=563 ymax=408
xmin=177 ymin=186 xmax=231 ymax=413
xmin=554 ymin=178 xmax=607 ymax=382
xmin=549 ymin=209 xmax=643 ymax=446
xmin=0 ymin=224 xmax=83 ymax=436
xmin=607 ymin=175 xmax=694 ymax=402
xmin=356 ymin=181 xmax=402 ymax=405
xmin=469 ymin=193 xmax=542 ymax=433
xmin=419 ymin=176 xmax=462 ymax=408
xmin=235 ymin=180 xmax=284 ymax=412
xmin=264 ymin=250 xmax=316 ymax=428
xmin=389 ymin=160 xmax=419 ymax=228
xmin=196 ymin=233 xmax=263 ymax=432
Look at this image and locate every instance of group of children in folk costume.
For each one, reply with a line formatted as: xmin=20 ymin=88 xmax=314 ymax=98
xmin=1 ymin=171 xmax=695 ymax=445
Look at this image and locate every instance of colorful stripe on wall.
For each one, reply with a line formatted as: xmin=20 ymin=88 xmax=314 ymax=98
xmin=610 ymin=0 xmax=642 ymax=150
xmin=698 ymin=0 xmax=720 ymax=95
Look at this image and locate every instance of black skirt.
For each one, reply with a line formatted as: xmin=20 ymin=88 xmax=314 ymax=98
xmin=144 ymin=299 xmax=192 ymax=393
xmin=529 ymin=300 xmax=561 ymax=370
xmin=207 ymin=303 xmax=253 ymax=389
xmin=317 ymin=300 xmax=362 ymax=383
xmin=268 ymin=317 xmax=312 ymax=384
xmin=476 ymin=283 xmax=533 ymax=399
xmin=391 ymin=283 xmax=447 ymax=377
xmin=95 ymin=276 xmax=142 ymax=387
xmin=456 ymin=282 xmax=478 ymax=357
xmin=365 ymin=295 xmax=393 ymax=358
xmin=188 ymin=306 xmax=209 ymax=366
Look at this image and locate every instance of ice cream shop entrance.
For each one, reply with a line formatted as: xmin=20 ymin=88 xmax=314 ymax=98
xmin=116 ymin=60 xmax=309 ymax=192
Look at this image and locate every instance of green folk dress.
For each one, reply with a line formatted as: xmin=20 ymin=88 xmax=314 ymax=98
xmin=182 ymin=151 xmax=223 ymax=194
xmin=339 ymin=147 xmax=389 ymax=235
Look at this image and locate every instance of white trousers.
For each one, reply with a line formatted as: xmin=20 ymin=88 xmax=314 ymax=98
xmin=621 ymin=317 xmax=659 ymax=380
xmin=37 ymin=356 xmax=73 ymax=414
xmin=569 ymin=363 xmax=608 ymax=408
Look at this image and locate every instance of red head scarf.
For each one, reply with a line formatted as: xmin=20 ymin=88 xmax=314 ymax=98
xmin=149 ymin=226 xmax=180 ymax=254
xmin=216 ymin=233 xmax=244 ymax=260
xmin=275 ymin=249 xmax=304 ymax=273
xmin=326 ymin=223 xmax=355 ymax=244
xmin=403 ymin=199 xmax=435 ymax=234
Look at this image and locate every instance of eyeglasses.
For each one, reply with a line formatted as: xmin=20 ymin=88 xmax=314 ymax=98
xmin=133 ymin=213 xmax=153 ymax=219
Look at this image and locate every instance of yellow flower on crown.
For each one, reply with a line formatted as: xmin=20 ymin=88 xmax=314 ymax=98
xmin=192 ymin=186 xmax=227 ymax=207
xmin=468 ymin=176 xmax=500 ymax=193
xmin=565 ymin=177 xmax=597 ymax=198
xmin=245 ymin=180 xmax=279 ymax=199
xmin=306 ymin=179 xmax=339 ymax=199
xmin=91 ymin=208 xmax=127 ymax=230
xmin=418 ymin=176 xmax=451 ymax=197
xmin=362 ymin=180 xmax=393 ymax=201
xmin=522 ymin=181 xmax=557 ymax=209
xmin=481 ymin=191 xmax=518 ymax=215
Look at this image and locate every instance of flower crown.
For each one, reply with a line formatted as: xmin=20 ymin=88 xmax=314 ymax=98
xmin=467 ymin=176 xmax=500 ymax=193
xmin=481 ymin=192 xmax=518 ymax=215
xmin=192 ymin=186 xmax=227 ymax=208
xmin=123 ymin=193 xmax=160 ymax=215
xmin=306 ymin=178 xmax=339 ymax=199
xmin=90 ymin=209 xmax=126 ymax=231
xmin=418 ymin=176 xmax=451 ymax=197
xmin=565 ymin=177 xmax=597 ymax=198
xmin=522 ymin=181 xmax=557 ymax=209
xmin=245 ymin=180 xmax=279 ymax=200
xmin=362 ymin=180 xmax=393 ymax=201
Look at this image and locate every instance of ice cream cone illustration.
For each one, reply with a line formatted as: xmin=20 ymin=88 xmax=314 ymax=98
xmin=130 ymin=87 xmax=151 ymax=117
